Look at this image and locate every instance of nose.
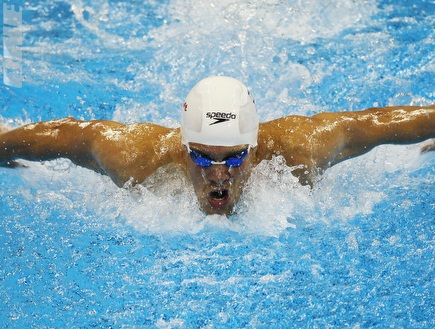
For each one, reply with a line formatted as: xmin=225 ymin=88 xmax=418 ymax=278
xmin=204 ymin=164 xmax=231 ymax=186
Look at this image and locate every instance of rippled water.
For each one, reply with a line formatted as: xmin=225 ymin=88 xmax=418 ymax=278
xmin=1 ymin=0 xmax=434 ymax=327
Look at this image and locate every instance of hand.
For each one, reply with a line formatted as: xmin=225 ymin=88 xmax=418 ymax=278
xmin=0 ymin=124 xmax=23 ymax=167
xmin=421 ymin=139 xmax=435 ymax=153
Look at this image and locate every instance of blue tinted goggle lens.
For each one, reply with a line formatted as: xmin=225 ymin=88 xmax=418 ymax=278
xmin=189 ymin=148 xmax=248 ymax=167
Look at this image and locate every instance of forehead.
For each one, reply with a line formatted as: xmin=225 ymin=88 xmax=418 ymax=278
xmin=188 ymin=143 xmax=248 ymax=156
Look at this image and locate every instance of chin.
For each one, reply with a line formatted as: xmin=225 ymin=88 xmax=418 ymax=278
xmin=202 ymin=206 xmax=235 ymax=216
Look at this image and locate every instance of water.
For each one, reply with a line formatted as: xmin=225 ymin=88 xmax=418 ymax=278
xmin=1 ymin=0 xmax=434 ymax=327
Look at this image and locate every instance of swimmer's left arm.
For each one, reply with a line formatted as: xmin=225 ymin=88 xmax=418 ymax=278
xmin=314 ymin=105 xmax=435 ymax=167
xmin=421 ymin=139 xmax=435 ymax=153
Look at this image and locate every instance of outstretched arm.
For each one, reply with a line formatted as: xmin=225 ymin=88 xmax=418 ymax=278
xmin=0 ymin=118 xmax=101 ymax=170
xmin=314 ymin=105 xmax=435 ymax=167
xmin=258 ymin=105 xmax=435 ymax=185
xmin=0 ymin=118 xmax=183 ymax=187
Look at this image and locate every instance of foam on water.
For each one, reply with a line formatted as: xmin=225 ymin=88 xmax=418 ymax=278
xmin=14 ymin=0 xmax=385 ymax=121
xmin=1 ymin=0 xmax=433 ymax=238
xmin=1 ymin=0 xmax=435 ymax=327
xmin=1 ymin=0 xmax=405 ymax=237
xmin=6 ymin=139 xmax=431 ymax=238
xmin=13 ymin=0 xmax=433 ymax=126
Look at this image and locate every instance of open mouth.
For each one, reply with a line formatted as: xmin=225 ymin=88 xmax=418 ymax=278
xmin=209 ymin=189 xmax=229 ymax=200
xmin=208 ymin=189 xmax=230 ymax=208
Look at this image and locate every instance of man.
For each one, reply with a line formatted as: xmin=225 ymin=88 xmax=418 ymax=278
xmin=1 ymin=76 xmax=434 ymax=215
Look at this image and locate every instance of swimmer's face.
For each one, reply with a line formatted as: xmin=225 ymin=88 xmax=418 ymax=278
xmin=184 ymin=143 xmax=255 ymax=215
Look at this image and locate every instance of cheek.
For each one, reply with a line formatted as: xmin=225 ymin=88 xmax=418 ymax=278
xmin=233 ymin=162 xmax=252 ymax=183
xmin=184 ymin=154 xmax=201 ymax=184
xmin=187 ymin=163 xmax=206 ymax=188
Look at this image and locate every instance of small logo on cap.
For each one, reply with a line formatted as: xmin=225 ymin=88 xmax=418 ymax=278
xmin=206 ymin=112 xmax=237 ymax=125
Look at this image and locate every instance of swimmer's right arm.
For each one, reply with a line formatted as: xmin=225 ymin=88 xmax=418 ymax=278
xmin=0 ymin=118 xmax=108 ymax=173
xmin=0 ymin=118 xmax=184 ymax=187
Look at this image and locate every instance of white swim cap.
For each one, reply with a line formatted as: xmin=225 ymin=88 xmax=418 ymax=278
xmin=181 ymin=76 xmax=259 ymax=147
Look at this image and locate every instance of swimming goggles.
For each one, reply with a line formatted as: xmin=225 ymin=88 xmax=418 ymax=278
xmin=187 ymin=145 xmax=249 ymax=168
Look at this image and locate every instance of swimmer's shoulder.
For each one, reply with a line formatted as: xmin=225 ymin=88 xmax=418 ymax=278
xmin=129 ymin=123 xmax=182 ymax=144
xmin=133 ymin=122 xmax=179 ymax=134
xmin=88 ymin=121 xmax=181 ymax=140
xmin=258 ymin=115 xmax=316 ymax=141
xmin=85 ymin=120 xmax=182 ymax=160
xmin=129 ymin=123 xmax=184 ymax=164
xmin=256 ymin=115 xmax=314 ymax=163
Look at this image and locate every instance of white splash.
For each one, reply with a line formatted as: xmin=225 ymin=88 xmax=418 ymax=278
xmin=21 ymin=0 xmax=380 ymax=121
xmin=155 ymin=0 xmax=377 ymax=44
xmin=12 ymin=141 xmax=432 ymax=238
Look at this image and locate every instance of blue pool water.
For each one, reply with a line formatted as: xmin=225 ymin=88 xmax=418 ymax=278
xmin=1 ymin=0 xmax=434 ymax=327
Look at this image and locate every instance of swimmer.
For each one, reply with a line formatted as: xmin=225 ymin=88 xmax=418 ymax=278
xmin=1 ymin=76 xmax=434 ymax=215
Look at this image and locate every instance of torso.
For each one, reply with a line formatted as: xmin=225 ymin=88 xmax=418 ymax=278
xmin=95 ymin=115 xmax=343 ymax=187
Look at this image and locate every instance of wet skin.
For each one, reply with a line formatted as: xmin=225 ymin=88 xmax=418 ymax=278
xmin=184 ymin=143 xmax=255 ymax=215
xmin=1 ymin=105 xmax=434 ymax=216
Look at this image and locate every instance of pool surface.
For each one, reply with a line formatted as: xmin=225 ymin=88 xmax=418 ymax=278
xmin=1 ymin=0 xmax=434 ymax=327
